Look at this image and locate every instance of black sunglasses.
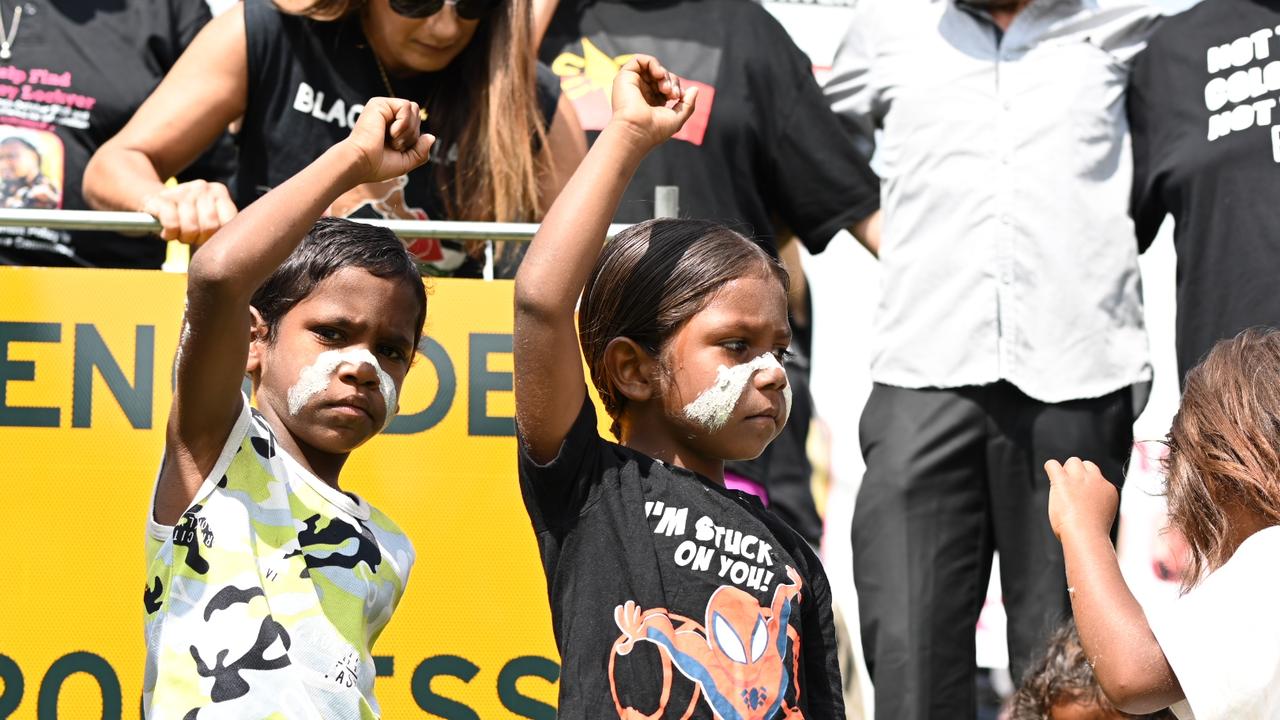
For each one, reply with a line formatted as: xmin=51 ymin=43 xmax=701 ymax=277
xmin=388 ymin=0 xmax=498 ymax=20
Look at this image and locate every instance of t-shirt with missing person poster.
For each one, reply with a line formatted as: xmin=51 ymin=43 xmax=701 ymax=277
xmin=519 ymin=399 xmax=844 ymax=719
xmin=1129 ymin=0 xmax=1280 ymax=380
xmin=0 ymin=0 xmax=232 ymax=268
xmin=540 ymin=0 xmax=879 ymax=256
xmin=241 ymin=0 xmax=560 ymax=278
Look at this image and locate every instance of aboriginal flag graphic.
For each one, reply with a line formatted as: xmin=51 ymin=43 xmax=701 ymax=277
xmin=549 ymin=35 xmax=719 ymax=146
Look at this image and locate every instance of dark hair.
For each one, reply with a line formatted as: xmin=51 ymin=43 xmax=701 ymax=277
xmin=250 ymin=216 xmax=427 ymax=344
xmin=1009 ymin=622 xmax=1177 ymax=719
xmin=0 ymin=136 xmax=40 ymax=158
xmin=1165 ymin=327 xmax=1280 ymax=591
xmin=578 ymin=218 xmax=789 ymax=439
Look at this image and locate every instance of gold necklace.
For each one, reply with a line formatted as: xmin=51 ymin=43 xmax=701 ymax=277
xmin=372 ymin=50 xmax=430 ymax=122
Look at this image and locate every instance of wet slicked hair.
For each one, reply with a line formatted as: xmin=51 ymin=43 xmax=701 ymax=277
xmin=578 ymin=218 xmax=788 ymax=439
xmin=1165 ymin=327 xmax=1280 ymax=591
xmin=250 ymin=216 xmax=427 ymax=344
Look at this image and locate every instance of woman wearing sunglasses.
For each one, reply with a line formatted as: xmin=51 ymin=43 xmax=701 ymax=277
xmin=83 ymin=0 xmax=586 ymax=277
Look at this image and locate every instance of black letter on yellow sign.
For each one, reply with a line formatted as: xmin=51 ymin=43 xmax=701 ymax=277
xmin=36 ymin=652 xmax=121 ymax=720
xmin=498 ymin=656 xmax=558 ymax=719
xmin=386 ymin=336 xmax=456 ymax=435
xmin=0 ymin=321 xmax=60 ymax=427
xmin=412 ymin=655 xmax=480 ymax=720
xmin=468 ymin=333 xmax=514 ymax=437
xmin=72 ymin=324 xmax=153 ymax=429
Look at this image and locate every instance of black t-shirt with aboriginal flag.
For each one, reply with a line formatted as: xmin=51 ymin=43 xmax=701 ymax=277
xmin=539 ymin=0 xmax=879 ymax=256
xmin=241 ymin=0 xmax=560 ymax=278
xmin=518 ymin=399 xmax=844 ymax=719
xmin=0 ymin=0 xmax=230 ymax=268
xmin=1129 ymin=0 xmax=1280 ymax=380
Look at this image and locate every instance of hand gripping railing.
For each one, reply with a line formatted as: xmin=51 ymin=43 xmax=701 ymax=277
xmin=0 ymin=185 xmax=681 ymax=242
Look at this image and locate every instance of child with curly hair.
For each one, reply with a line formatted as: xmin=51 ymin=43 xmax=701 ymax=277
xmin=1009 ymin=621 xmax=1176 ymax=720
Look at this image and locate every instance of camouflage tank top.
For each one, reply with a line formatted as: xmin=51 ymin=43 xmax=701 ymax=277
xmin=143 ymin=398 xmax=414 ymax=719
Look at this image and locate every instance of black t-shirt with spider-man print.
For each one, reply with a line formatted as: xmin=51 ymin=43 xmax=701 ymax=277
xmin=518 ymin=398 xmax=844 ymax=719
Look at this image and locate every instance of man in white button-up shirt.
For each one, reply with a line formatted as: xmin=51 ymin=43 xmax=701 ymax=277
xmin=824 ymin=1 xmax=1161 ymax=716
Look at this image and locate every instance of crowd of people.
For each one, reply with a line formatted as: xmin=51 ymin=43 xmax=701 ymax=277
xmin=6 ymin=0 xmax=1280 ymax=717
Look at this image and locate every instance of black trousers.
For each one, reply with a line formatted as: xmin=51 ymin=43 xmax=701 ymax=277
xmin=852 ymin=382 xmax=1133 ymax=719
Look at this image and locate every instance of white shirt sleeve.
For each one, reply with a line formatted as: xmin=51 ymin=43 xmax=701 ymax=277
xmin=1150 ymin=526 xmax=1280 ymax=720
xmin=1089 ymin=1 xmax=1164 ymax=67
xmin=822 ymin=1 xmax=884 ymax=156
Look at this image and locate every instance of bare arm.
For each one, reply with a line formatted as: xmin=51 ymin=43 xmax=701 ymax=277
xmin=1046 ymin=458 xmax=1184 ymax=713
xmin=531 ymin=0 xmax=560 ymax=49
xmin=850 ymin=209 xmax=881 ymax=257
xmin=514 ymin=56 xmax=695 ymax=462
xmin=536 ymin=94 xmax=588 ymax=212
xmin=154 ymin=98 xmax=433 ymax=524
xmin=825 ymin=7 xmax=882 ymax=260
xmin=83 ymin=4 xmax=248 ymax=244
xmin=776 ymin=236 xmax=808 ymax=328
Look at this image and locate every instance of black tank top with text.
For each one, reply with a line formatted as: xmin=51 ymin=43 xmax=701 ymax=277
xmin=240 ymin=0 xmax=560 ymax=277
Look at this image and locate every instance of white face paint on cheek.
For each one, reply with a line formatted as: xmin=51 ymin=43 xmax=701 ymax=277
xmin=782 ymin=374 xmax=793 ymax=424
xmin=682 ymin=353 xmax=786 ymax=434
xmin=286 ymin=348 xmax=399 ymax=432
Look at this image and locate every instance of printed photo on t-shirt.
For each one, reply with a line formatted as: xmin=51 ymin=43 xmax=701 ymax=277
xmin=0 ymin=126 xmax=61 ymax=209
xmin=324 ymin=159 xmax=470 ymax=276
xmin=327 ymin=174 xmax=452 ymax=266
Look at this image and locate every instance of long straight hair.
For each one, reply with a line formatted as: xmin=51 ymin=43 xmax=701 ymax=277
xmin=288 ymin=0 xmax=551 ymax=223
xmin=1165 ymin=328 xmax=1280 ymax=591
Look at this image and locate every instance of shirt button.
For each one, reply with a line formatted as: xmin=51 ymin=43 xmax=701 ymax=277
xmin=1000 ymin=214 xmax=1013 ymax=225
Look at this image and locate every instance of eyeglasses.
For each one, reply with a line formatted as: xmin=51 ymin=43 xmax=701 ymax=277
xmin=388 ymin=0 xmax=498 ymax=20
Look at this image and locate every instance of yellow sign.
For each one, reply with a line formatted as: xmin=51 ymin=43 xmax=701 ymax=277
xmin=0 ymin=267 xmax=564 ymax=719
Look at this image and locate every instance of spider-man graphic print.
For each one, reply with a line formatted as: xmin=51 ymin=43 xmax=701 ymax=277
xmin=610 ymin=568 xmax=806 ymax=720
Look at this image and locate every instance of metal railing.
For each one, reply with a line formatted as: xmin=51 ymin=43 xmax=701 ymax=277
xmin=0 ymin=209 xmax=631 ymax=242
xmin=0 ymin=186 xmax=681 ymax=243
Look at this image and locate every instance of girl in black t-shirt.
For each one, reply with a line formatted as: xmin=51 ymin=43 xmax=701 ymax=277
xmin=83 ymin=0 xmax=585 ymax=276
xmin=515 ymin=56 xmax=844 ymax=718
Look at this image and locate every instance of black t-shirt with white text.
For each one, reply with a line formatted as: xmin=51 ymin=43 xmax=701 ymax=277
xmin=519 ymin=399 xmax=844 ymax=719
xmin=241 ymin=0 xmax=560 ymax=278
xmin=540 ymin=0 xmax=879 ymax=255
xmin=1130 ymin=0 xmax=1280 ymax=378
xmin=0 ymin=0 xmax=228 ymax=268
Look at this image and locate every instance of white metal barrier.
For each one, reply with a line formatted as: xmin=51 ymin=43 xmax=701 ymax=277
xmin=0 ymin=209 xmax=632 ymax=242
xmin=0 ymin=187 xmax=682 ymax=244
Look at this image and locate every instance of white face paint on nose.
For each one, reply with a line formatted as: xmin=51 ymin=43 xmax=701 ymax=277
xmin=683 ymin=352 xmax=790 ymax=434
xmin=286 ymin=348 xmax=399 ymax=432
